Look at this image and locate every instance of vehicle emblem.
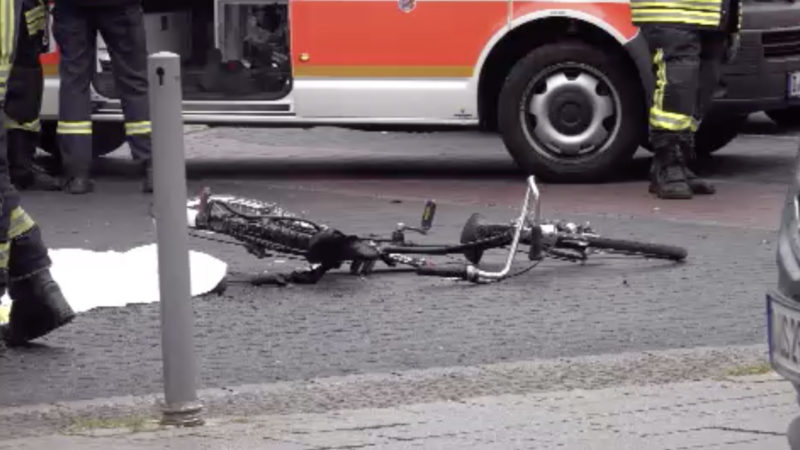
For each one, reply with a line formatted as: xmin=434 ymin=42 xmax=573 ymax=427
xmin=398 ymin=0 xmax=416 ymax=13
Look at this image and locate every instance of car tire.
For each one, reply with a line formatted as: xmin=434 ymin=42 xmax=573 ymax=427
xmin=694 ymin=113 xmax=745 ymax=156
xmin=766 ymin=106 xmax=800 ymax=128
xmin=39 ymin=121 xmax=126 ymax=158
xmin=497 ymin=40 xmax=645 ymax=182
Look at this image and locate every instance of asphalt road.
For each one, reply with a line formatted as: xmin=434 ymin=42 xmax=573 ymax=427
xmin=0 ymin=115 xmax=796 ymax=407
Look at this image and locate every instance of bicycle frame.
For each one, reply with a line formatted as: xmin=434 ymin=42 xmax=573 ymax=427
xmin=465 ymin=175 xmax=540 ymax=281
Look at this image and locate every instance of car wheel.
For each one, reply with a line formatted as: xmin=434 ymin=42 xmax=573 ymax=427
xmin=766 ymin=106 xmax=800 ymax=128
xmin=39 ymin=121 xmax=126 ymax=158
xmin=497 ymin=40 xmax=645 ymax=182
xmin=694 ymin=113 xmax=745 ymax=156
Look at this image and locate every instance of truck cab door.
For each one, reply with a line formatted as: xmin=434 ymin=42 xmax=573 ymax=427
xmin=288 ymin=0 xmax=508 ymax=121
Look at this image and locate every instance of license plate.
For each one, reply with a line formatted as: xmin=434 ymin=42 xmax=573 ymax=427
xmin=790 ymin=72 xmax=800 ymax=99
xmin=767 ymin=291 xmax=800 ymax=381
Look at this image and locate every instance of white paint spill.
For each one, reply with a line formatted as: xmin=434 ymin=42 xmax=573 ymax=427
xmin=0 ymin=244 xmax=227 ymax=324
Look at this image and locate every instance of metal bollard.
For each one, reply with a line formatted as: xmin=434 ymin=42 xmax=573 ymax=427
xmin=148 ymin=52 xmax=203 ymax=427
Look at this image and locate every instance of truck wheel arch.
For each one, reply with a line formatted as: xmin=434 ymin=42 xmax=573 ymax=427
xmin=475 ymin=13 xmax=651 ymax=131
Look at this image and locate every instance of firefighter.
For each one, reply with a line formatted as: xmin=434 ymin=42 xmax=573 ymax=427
xmin=4 ymin=0 xmax=59 ymax=191
xmin=52 ymin=0 xmax=152 ymax=195
xmin=0 ymin=0 xmax=75 ymax=347
xmin=631 ymin=0 xmax=742 ymax=199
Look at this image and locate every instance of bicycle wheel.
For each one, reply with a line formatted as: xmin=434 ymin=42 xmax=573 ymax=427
xmin=582 ymin=236 xmax=687 ymax=261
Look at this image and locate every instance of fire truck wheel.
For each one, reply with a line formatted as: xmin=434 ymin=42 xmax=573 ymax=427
xmin=693 ymin=112 xmax=745 ymax=156
xmin=39 ymin=121 xmax=126 ymax=158
xmin=766 ymin=106 xmax=800 ymax=128
xmin=497 ymin=41 xmax=645 ymax=182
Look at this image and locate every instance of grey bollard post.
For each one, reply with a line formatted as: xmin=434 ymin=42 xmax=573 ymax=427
xmin=148 ymin=52 xmax=203 ymax=427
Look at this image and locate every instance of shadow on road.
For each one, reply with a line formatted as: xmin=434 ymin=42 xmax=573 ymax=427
xmin=62 ymin=152 xmax=793 ymax=186
xmin=34 ymin=129 xmax=797 ymax=186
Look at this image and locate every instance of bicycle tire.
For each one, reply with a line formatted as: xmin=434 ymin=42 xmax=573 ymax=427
xmin=582 ymin=236 xmax=687 ymax=261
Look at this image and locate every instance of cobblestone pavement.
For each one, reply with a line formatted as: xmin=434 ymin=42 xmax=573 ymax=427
xmin=0 ymin=120 xmax=795 ymax=421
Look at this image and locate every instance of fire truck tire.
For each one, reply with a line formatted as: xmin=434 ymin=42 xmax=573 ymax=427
xmin=766 ymin=106 xmax=800 ymax=128
xmin=39 ymin=121 xmax=126 ymax=158
xmin=693 ymin=112 xmax=745 ymax=155
xmin=497 ymin=41 xmax=645 ymax=182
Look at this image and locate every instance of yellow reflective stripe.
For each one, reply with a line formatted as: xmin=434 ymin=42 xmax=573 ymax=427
xmin=5 ymin=118 xmax=41 ymax=132
xmin=650 ymin=48 xmax=693 ymax=133
xmin=24 ymin=4 xmax=44 ymax=21
xmin=650 ymin=107 xmax=693 ymax=131
xmin=650 ymin=118 xmax=692 ymax=131
xmin=0 ymin=241 xmax=9 ymax=269
xmin=632 ymin=2 xmax=719 ymax=10
xmin=125 ymin=121 xmax=151 ymax=135
xmin=631 ymin=13 xmax=720 ymax=26
xmin=8 ymin=207 xmax=36 ymax=239
xmin=632 ymin=8 xmax=720 ymax=17
xmin=0 ymin=0 xmax=16 ymax=67
xmin=0 ymin=303 xmax=9 ymax=325
xmin=26 ymin=17 xmax=45 ymax=35
xmin=633 ymin=0 xmax=721 ymax=5
xmin=653 ymin=48 xmax=666 ymax=112
xmin=25 ymin=5 xmax=46 ymax=35
xmin=652 ymin=108 xmax=692 ymax=122
xmin=57 ymin=121 xmax=92 ymax=135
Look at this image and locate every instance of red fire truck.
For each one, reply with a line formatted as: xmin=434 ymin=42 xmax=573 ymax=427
xmin=38 ymin=0 xmax=800 ymax=181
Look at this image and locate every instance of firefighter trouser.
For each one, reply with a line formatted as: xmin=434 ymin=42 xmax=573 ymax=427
xmin=3 ymin=0 xmax=44 ymax=184
xmin=642 ymin=26 xmax=728 ymax=151
xmin=0 ymin=0 xmax=53 ymax=285
xmin=52 ymin=2 xmax=151 ymax=179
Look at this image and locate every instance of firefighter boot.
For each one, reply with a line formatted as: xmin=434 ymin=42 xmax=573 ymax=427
xmin=683 ymin=166 xmax=716 ymax=195
xmin=142 ymin=163 xmax=153 ymax=194
xmin=680 ymin=141 xmax=716 ymax=195
xmin=7 ymin=130 xmax=60 ymax=191
xmin=648 ymin=145 xmax=693 ymax=200
xmin=1 ymin=270 xmax=75 ymax=346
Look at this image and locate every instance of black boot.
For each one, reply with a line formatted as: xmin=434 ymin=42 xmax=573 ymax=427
xmin=7 ymin=130 xmax=59 ymax=191
xmin=62 ymin=176 xmax=94 ymax=195
xmin=683 ymin=167 xmax=716 ymax=195
xmin=1 ymin=270 xmax=75 ymax=346
xmin=679 ymin=141 xmax=716 ymax=195
xmin=14 ymin=165 xmax=61 ymax=191
xmin=142 ymin=164 xmax=153 ymax=194
xmin=648 ymin=145 xmax=693 ymax=200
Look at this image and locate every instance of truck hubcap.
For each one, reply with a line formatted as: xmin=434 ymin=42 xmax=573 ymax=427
xmin=522 ymin=65 xmax=620 ymax=159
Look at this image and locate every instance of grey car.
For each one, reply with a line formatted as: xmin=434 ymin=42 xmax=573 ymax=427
xmin=768 ymin=139 xmax=800 ymax=449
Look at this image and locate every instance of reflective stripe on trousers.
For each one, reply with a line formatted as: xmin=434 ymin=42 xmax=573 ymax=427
xmin=0 ymin=207 xmax=36 ymax=270
xmin=650 ymin=48 xmax=693 ymax=132
xmin=56 ymin=120 xmax=91 ymax=135
xmin=4 ymin=116 xmax=39 ymax=132
xmin=125 ymin=120 xmax=151 ymax=136
xmin=8 ymin=207 xmax=34 ymax=239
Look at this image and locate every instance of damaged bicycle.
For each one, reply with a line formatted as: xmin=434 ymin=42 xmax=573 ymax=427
xmin=186 ymin=176 xmax=687 ymax=285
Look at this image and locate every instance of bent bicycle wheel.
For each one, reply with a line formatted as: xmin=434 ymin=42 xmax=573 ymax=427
xmin=583 ymin=236 xmax=687 ymax=261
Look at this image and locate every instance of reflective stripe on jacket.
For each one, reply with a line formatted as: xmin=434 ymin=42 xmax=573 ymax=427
xmin=631 ymin=0 xmax=742 ymax=31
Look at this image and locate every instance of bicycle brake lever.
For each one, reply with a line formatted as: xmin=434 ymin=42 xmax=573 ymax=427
xmin=421 ymin=199 xmax=436 ymax=231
